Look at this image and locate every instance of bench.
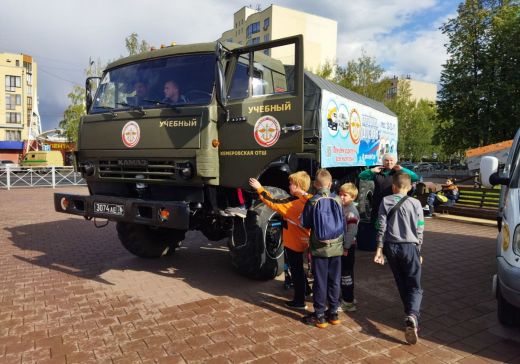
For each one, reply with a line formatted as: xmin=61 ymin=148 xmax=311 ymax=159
xmin=435 ymin=186 xmax=500 ymax=220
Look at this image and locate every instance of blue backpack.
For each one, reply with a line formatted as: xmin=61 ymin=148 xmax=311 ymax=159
xmin=311 ymin=195 xmax=345 ymax=243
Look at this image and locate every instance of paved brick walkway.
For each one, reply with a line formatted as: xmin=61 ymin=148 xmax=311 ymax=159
xmin=1 ymin=187 xmax=519 ymax=363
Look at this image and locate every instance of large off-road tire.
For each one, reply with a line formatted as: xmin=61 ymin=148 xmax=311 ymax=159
xmin=229 ymin=186 xmax=286 ymax=280
xmin=497 ymin=282 xmax=520 ymax=326
xmin=116 ymin=222 xmax=185 ymax=258
xmin=357 ymin=180 xmax=375 ymax=221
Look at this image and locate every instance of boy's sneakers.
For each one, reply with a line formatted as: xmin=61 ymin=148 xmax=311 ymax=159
xmin=302 ymin=313 xmax=328 ymax=328
xmin=404 ymin=315 xmax=419 ymax=344
xmin=339 ymin=299 xmax=357 ymax=312
xmin=225 ymin=206 xmax=247 ymax=218
xmin=284 ymin=300 xmax=307 ymax=310
xmin=326 ymin=310 xmax=341 ymax=325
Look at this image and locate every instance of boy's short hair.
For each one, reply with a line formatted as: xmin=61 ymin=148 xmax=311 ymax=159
xmin=339 ymin=182 xmax=358 ymax=200
xmin=314 ymin=168 xmax=332 ymax=188
xmin=288 ymin=171 xmax=311 ymax=191
xmin=392 ymin=172 xmax=411 ymax=189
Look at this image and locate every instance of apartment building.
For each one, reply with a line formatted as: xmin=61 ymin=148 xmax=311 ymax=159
xmin=387 ymin=76 xmax=437 ymax=104
xmin=0 ymin=53 xmax=39 ymax=161
xmin=220 ymin=5 xmax=337 ymax=73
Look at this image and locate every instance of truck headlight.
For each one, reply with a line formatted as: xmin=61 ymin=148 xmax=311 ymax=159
xmin=513 ymin=225 xmax=520 ymax=256
xmin=178 ymin=163 xmax=194 ymax=180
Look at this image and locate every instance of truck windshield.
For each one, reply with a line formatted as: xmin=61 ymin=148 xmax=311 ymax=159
xmin=90 ymin=53 xmax=215 ymax=113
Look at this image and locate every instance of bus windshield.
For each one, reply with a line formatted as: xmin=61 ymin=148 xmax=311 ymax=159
xmin=90 ymin=53 xmax=215 ymax=113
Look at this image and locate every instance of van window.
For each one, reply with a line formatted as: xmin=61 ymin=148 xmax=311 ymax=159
xmin=509 ymin=137 xmax=520 ymax=188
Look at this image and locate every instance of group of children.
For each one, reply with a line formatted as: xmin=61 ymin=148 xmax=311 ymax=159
xmin=248 ymin=168 xmax=424 ymax=345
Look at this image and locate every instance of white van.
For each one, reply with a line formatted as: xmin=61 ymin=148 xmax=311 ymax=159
xmin=480 ymin=128 xmax=520 ymax=325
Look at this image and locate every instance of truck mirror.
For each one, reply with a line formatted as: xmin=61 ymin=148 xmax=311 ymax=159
xmin=215 ymin=60 xmax=227 ymax=106
xmin=85 ymin=77 xmax=101 ymax=112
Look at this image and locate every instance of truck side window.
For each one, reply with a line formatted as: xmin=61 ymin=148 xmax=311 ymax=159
xmin=228 ymin=63 xmax=249 ymax=100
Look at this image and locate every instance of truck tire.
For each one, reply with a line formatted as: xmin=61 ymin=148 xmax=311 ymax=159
xmin=116 ymin=222 xmax=185 ymax=258
xmin=497 ymin=283 xmax=520 ymax=325
xmin=229 ymin=186 xmax=286 ymax=280
xmin=357 ymin=180 xmax=374 ymax=221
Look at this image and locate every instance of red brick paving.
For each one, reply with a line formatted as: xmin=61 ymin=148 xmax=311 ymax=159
xmin=1 ymin=187 xmax=519 ymax=363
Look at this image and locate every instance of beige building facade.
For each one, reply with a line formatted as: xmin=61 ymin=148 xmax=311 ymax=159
xmin=221 ymin=5 xmax=337 ymax=73
xmin=387 ymin=76 xmax=437 ymax=104
xmin=0 ymin=53 xmax=38 ymax=141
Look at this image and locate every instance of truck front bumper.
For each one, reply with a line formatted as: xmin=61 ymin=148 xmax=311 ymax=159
xmin=496 ymin=256 xmax=520 ymax=308
xmin=54 ymin=193 xmax=190 ymax=230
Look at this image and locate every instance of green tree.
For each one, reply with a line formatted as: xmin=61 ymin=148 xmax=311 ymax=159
xmin=335 ymin=53 xmax=392 ymax=102
xmin=437 ymin=0 xmax=520 ymax=152
xmin=125 ymin=32 xmax=151 ymax=56
xmin=385 ymin=81 xmax=438 ymax=161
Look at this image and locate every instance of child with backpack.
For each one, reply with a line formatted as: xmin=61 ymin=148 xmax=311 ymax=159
xmin=300 ymin=169 xmax=345 ymax=328
xmin=338 ymin=183 xmax=360 ymax=312
xmin=373 ymin=172 xmax=424 ymax=344
xmin=249 ymin=172 xmax=312 ymax=310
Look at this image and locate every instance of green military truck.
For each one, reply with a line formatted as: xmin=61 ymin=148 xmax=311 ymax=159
xmin=54 ymin=36 xmax=397 ymax=279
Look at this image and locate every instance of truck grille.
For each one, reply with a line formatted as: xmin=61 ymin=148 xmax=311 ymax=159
xmin=98 ymin=160 xmax=182 ymax=181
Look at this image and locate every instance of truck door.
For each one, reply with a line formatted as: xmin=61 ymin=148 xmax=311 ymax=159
xmin=219 ymin=35 xmax=304 ymax=188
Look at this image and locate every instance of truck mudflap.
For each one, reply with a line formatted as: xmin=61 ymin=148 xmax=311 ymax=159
xmin=54 ymin=193 xmax=190 ymax=230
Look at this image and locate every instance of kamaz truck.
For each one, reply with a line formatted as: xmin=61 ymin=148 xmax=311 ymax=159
xmin=54 ymin=36 xmax=397 ymax=279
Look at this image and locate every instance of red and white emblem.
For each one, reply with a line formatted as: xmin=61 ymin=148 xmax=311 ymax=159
xmin=254 ymin=115 xmax=281 ymax=147
xmin=122 ymin=121 xmax=140 ymax=148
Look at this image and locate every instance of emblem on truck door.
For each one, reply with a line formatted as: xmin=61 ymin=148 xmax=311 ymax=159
xmin=254 ymin=115 xmax=281 ymax=148
xmin=122 ymin=121 xmax=140 ymax=148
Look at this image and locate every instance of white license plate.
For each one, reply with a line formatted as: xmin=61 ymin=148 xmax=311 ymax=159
xmin=94 ymin=202 xmax=124 ymax=216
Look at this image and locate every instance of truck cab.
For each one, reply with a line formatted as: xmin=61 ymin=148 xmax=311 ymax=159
xmin=480 ymin=127 xmax=520 ymax=325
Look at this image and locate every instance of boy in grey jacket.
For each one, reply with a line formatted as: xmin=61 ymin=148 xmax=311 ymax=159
xmin=374 ymin=172 xmax=424 ymax=345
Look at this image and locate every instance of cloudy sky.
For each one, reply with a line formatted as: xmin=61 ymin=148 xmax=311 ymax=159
xmin=1 ymin=0 xmax=459 ymax=131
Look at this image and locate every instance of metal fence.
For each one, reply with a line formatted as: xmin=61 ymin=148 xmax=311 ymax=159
xmin=0 ymin=166 xmax=85 ymax=190
xmin=417 ymin=169 xmax=474 ymax=179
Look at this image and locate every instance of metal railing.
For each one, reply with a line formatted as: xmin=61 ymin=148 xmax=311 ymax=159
xmin=0 ymin=166 xmax=85 ymax=190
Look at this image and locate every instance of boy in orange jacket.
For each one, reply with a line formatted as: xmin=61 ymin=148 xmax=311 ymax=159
xmin=249 ymin=171 xmax=312 ymax=309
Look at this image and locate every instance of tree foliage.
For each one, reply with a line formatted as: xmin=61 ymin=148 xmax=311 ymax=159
xmin=385 ymin=81 xmax=439 ymax=161
xmin=437 ymin=0 xmax=520 ymax=152
xmin=125 ymin=32 xmax=151 ymax=56
xmin=335 ymin=53 xmax=392 ymax=102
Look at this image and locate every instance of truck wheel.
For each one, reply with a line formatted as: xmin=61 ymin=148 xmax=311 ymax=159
xmin=357 ymin=180 xmax=374 ymax=220
xmin=116 ymin=222 xmax=185 ymax=258
xmin=497 ymin=283 xmax=520 ymax=325
xmin=229 ymin=186 xmax=286 ymax=280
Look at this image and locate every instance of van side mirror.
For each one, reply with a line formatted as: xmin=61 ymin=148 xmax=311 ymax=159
xmin=480 ymin=156 xmax=510 ymax=187
xmin=85 ymin=77 xmax=101 ymax=112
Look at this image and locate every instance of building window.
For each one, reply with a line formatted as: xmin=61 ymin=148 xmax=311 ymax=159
xmin=264 ymin=17 xmax=270 ymax=30
xmin=24 ymin=61 xmax=32 ymax=73
xmin=264 ymin=34 xmax=270 ymax=42
xmin=246 ymin=21 xmax=261 ymax=38
xmin=5 ymin=96 xmax=14 ymax=110
xmin=27 ymin=73 xmax=32 ymax=85
xmin=6 ymin=112 xmax=22 ymax=124
xmin=4 ymin=95 xmax=21 ymax=110
xmin=5 ymin=130 xmax=21 ymax=141
xmin=252 ymin=37 xmax=260 ymax=45
xmin=5 ymin=76 xmax=21 ymax=92
xmin=16 ymin=60 xmax=20 ymax=67
xmin=27 ymin=85 xmax=32 ymax=96
xmin=27 ymin=96 xmax=32 ymax=108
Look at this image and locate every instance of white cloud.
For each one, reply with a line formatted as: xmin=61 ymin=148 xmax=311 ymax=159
xmin=0 ymin=0 xmax=455 ymax=129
